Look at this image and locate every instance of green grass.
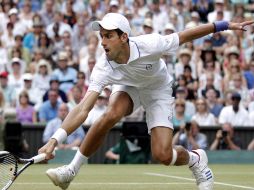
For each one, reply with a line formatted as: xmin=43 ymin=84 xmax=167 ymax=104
xmin=7 ymin=164 xmax=254 ymax=190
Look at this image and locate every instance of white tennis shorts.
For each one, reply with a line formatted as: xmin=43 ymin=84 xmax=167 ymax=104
xmin=112 ymin=84 xmax=175 ymax=133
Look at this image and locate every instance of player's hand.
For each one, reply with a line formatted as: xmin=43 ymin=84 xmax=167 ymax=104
xmin=229 ymin=20 xmax=254 ymax=31
xmin=38 ymin=138 xmax=57 ymax=160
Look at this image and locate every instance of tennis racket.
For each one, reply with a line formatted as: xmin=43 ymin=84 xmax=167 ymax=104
xmin=0 ymin=151 xmax=49 ymax=190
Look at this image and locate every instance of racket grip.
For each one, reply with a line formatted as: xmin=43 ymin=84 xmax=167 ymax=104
xmin=33 ymin=153 xmax=47 ymax=163
xmin=33 ymin=150 xmax=56 ymax=163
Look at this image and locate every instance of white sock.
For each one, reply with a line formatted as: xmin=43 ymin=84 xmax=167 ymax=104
xmin=68 ymin=150 xmax=88 ymax=174
xmin=188 ymin=151 xmax=199 ymax=167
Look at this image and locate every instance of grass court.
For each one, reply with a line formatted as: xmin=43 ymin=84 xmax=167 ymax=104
xmin=7 ymin=164 xmax=254 ymax=190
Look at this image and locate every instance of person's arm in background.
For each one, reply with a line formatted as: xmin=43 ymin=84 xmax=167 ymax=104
xmin=225 ymin=135 xmax=241 ymax=150
xmin=178 ymin=21 xmax=254 ymax=45
xmin=210 ymin=130 xmax=222 ymax=150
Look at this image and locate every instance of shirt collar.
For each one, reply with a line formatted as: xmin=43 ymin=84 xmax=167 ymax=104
xmin=107 ymin=40 xmax=140 ymax=69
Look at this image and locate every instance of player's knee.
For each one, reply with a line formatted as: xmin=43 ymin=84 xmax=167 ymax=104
xmin=152 ymin=149 xmax=177 ymax=166
xmin=103 ymin=110 xmax=122 ymax=124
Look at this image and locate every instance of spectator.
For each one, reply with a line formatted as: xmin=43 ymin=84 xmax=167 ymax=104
xmin=84 ymin=91 xmax=107 ymax=126
xmin=19 ymin=73 xmax=41 ymax=107
xmin=62 ymin=0 xmax=77 ymax=28
xmin=37 ymin=32 xmax=54 ymax=61
xmin=141 ymin=18 xmax=154 ymax=35
xmin=183 ymin=65 xmax=198 ymax=96
xmin=105 ymin=136 xmax=150 ymax=164
xmin=43 ymin=103 xmax=85 ymax=149
xmin=0 ymin=39 xmax=9 ymax=72
xmin=172 ymin=121 xmax=208 ymax=151
xmin=67 ymin=85 xmax=83 ymax=111
xmin=19 ymin=0 xmax=34 ymax=31
xmin=52 ymin=51 xmax=77 ymax=93
xmin=191 ymin=98 xmax=217 ymax=126
xmin=7 ymin=57 xmax=26 ymax=93
xmin=230 ymin=73 xmax=251 ymax=108
xmin=39 ymin=0 xmax=56 ymax=26
xmin=39 ymin=89 xmax=60 ymax=122
xmin=173 ymin=98 xmax=191 ymax=127
xmin=43 ymin=75 xmax=67 ymax=103
xmin=1 ymin=22 xmax=15 ymax=50
xmin=223 ymin=59 xmax=247 ymax=91
xmin=198 ymin=72 xmax=221 ymax=99
xmin=244 ymin=60 xmax=254 ymax=89
xmin=150 ymin=0 xmax=169 ymax=34
xmin=0 ymin=71 xmax=16 ymax=108
xmin=207 ymin=0 xmax=231 ymax=23
xmin=210 ymin=123 xmax=242 ymax=150
xmin=33 ymin=59 xmax=52 ymax=104
xmin=175 ymin=48 xmax=196 ymax=80
xmin=247 ymin=139 xmax=254 ymax=150
xmin=16 ymin=90 xmax=37 ymax=124
xmin=174 ymin=86 xmax=196 ymax=117
xmin=46 ymin=11 xmax=72 ymax=40
xmin=67 ymin=71 xmax=88 ymax=100
xmin=10 ymin=34 xmax=31 ymax=66
xmin=248 ymin=111 xmax=254 ymax=126
xmin=219 ymin=92 xmax=249 ymax=126
xmin=205 ymin=88 xmax=223 ymax=118
xmin=8 ymin=8 xmax=28 ymax=37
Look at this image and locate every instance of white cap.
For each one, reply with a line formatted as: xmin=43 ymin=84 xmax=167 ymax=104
xmin=8 ymin=8 xmax=18 ymax=16
xmin=109 ymin=0 xmax=119 ymax=7
xmin=215 ymin=0 xmax=224 ymax=3
xmin=23 ymin=73 xmax=33 ymax=81
xmin=143 ymin=18 xmax=153 ymax=28
xmin=92 ymin=13 xmax=131 ymax=36
xmin=191 ymin=11 xmax=199 ymax=18
xmin=165 ymin=23 xmax=176 ymax=32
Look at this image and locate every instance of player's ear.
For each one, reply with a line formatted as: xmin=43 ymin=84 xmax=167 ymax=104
xmin=121 ymin=33 xmax=128 ymax=43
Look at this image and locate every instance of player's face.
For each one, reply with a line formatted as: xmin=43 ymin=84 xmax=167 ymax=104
xmin=99 ymin=28 xmax=123 ymax=61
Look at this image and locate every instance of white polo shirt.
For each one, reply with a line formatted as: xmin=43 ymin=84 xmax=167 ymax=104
xmin=88 ymin=33 xmax=179 ymax=93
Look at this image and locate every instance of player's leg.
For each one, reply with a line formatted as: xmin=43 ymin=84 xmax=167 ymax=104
xmin=150 ymin=127 xmax=189 ymax=165
xmin=144 ymin=84 xmax=213 ymax=190
xmin=46 ymin=87 xmax=138 ymax=189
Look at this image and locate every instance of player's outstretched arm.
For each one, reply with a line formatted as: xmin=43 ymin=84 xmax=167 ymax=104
xmin=178 ymin=20 xmax=254 ymax=45
xmin=38 ymin=90 xmax=99 ymax=159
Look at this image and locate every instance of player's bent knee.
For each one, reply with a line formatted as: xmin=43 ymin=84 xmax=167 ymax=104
xmin=102 ymin=110 xmax=123 ymax=124
xmin=153 ymin=149 xmax=177 ymax=166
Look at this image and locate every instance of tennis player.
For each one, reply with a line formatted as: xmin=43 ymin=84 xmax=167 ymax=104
xmin=39 ymin=13 xmax=253 ymax=190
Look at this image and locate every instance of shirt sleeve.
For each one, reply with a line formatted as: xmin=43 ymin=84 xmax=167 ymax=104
xmin=88 ymin=58 xmax=111 ymax=93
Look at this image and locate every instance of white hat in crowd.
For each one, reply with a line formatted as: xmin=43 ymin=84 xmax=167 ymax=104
xmin=23 ymin=73 xmax=33 ymax=81
xmin=143 ymin=18 xmax=153 ymax=28
xmin=8 ymin=8 xmax=18 ymax=16
xmin=109 ymin=0 xmax=119 ymax=7
xmin=164 ymin=23 xmax=176 ymax=32
xmin=92 ymin=13 xmax=131 ymax=36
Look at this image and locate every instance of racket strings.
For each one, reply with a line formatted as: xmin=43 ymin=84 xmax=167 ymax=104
xmin=0 ymin=154 xmax=17 ymax=188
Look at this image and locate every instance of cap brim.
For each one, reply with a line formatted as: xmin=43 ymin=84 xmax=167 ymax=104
xmin=92 ymin=21 xmax=118 ymax=31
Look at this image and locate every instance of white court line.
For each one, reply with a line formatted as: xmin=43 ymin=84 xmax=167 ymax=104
xmin=14 ymin=182 xmax=193 ymax=185
xmin=144 ymin=172 xmax=254 ymax=190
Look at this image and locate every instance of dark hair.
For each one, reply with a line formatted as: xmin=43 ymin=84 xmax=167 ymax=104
xmin=115 ymin=29 xmax=129 ymax=43
xmin=184 ymin=65 xmax=192 ymax=72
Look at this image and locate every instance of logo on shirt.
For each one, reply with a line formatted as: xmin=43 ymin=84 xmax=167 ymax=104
xmin=146 ymin=64 xmax=152 ymax=70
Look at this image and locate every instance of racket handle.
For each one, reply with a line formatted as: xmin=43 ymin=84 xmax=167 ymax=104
xmin=33 ymin=153 xmax=46 ymax=163
xmin=33 ymin=150 xmax=56 ymax=163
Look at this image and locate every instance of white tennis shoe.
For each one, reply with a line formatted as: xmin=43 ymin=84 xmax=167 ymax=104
xmin=189 ymin=149 xmax=214 ymax=190
xmin=46 ymin=165 xmax=75 ymax=190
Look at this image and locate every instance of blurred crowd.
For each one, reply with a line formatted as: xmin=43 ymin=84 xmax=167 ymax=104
xmin=0 ymin=0 xmax=254 ymax=150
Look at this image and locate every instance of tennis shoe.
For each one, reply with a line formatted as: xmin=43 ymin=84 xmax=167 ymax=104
xmin=46 ymin=165 xmax=75 ymax=190
xmin=189 ymin=149 xmax=214 ymax=190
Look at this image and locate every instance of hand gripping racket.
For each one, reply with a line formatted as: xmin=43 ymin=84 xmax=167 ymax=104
xmin=0 ymin=151 xmax=53 ymax=190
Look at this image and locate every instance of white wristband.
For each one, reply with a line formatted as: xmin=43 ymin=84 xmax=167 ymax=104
xmin=51 ymin=128 xmax=67 ymax=144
